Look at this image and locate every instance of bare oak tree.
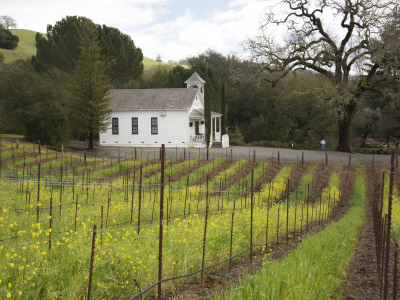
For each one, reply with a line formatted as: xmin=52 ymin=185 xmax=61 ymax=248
xmin=247 ymin=0 xmax=396 ymax=152
xmin=0 ymin=16 xmax=17 ymax=29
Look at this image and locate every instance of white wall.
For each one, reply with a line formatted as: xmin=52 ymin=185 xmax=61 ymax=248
xmin=99 ymin=110 xmax=190 ymax=147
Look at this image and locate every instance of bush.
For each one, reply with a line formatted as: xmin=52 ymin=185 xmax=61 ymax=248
xmin=229 ymin=126 xmax=245 ymax=145
xmin=0 ymin=28 xmax=19 ymax=50
xmin=26 ymin=101 xmax=70 ymax=146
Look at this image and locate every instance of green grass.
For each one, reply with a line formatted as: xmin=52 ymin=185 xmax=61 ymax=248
xmin=215 ymin=169 xmax=366 ymax=300
xmin=0 ymin=29 xmax=40 ymax=63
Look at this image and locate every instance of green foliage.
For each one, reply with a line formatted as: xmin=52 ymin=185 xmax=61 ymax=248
xmin=97 ymin=24 xmax=143 ymax=87
xmin=168 ymin=65 xmax=192 ymax=87
xmin=141 ymin=65 xmax=170 ymax=88
xmin=0 ymin=60 xmax=69 ymax=140
xmin=33 ymin=16 xmax=86 ymax=73
xmin=0 ymin=28 xmax=19 ymax=50
xmin=229 ymin=126 xmax=245 ymax=145
xmin=221 ymin=82 xmax=226 ymax=135
xmin=0 ymin=52 xmax=3 ymax=63
xmin=33 ymin=16 xmax=143 ymax=86
xmin=70 ymin=19 xmax=111 ymax=149
xmin=25 ymin=101 xmax=69 ymax=146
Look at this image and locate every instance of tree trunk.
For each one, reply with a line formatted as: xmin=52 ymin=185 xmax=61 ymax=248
xmin=337 ymin=112 xmax=353 ymax=153
xmin=88 ymin=131 xmax=94 ymax=150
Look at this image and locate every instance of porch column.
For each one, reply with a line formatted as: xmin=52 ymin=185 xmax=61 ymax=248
xmin=214 ymin=117 xmax=216 ymax=140
xmin=219 ymin=117 xmax=221 ymax=139
xmin=210 ymin=116 xmax=214 ymax=141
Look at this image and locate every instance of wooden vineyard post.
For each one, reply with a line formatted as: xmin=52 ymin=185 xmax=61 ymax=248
xmin=319 ymin=195 xmax=322 ymax=224
xmin=276 ymin=207 xmax=280 ymax=249
xmin=293 ymin=200 xmax=297 ymax=235
xmin=0 ymin=146 xmax=2 ymax=177
xmin=306 ymin=184 xmax=309 ymax=232
xmin=266 ymin=196 xmax=270 ymax=247
xmin=106 ymin=192 xmax=111 ymax=228
xmin=87 ymin=224 xmax=97 ymax=300
xmin=60 ymin=165 xmax=63 ymax=216
xmin=250 ymin=170 xmax=254 ymax=262
xmin=393 ymin=244 xmax=399 ymax=300
xmin=384 ymin=150 xmax=395 ymax=300
xmin=286 ymin=179 xmax=289 ymax=243
xmin=229 ymin=200 xmax=236 ymax=271
xmin=158 ymin=145 xmax=165 ymax=300
xmin=36 ymin=163 xmax=41 ymax=223
xmin=137 ymin=165 xmax=143 ymax=234
xmin=100 ymin=205 xmax=104 ymax=246
xmin=183 ymin=176 xmax=189 ymax=217
xmin=200 ymin=177 xmax=210 ymax=288
xmin=74 ymin=194 xmax=79 ymax=231
xmin=131 ymin=172 xmax=136 ymax=222
xmin=49 ymin=195 xmax=53 ymax=250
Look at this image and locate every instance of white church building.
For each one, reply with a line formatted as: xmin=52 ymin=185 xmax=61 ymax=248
xmin=99 ymin=72 xmax=228 ymax=148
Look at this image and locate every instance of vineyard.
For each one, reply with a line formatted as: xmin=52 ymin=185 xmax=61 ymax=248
xmin=0 ymin=138 xmax=399 ymax=299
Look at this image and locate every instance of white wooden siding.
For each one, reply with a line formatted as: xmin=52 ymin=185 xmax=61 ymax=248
xmin=99 ymin=110 xmax=190 ymax=147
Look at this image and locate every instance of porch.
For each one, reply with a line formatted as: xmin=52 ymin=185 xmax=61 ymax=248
xmin=188 ymin=110 xmax=223 ymax=148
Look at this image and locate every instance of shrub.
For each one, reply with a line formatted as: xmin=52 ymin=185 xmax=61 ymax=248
xmin=26 ymin=101 xmax=70 ymax=146
xmin=229 ymin=126 xmax=245 ymax=145
xmin=0 ymin=28 xmax=19 ymax=50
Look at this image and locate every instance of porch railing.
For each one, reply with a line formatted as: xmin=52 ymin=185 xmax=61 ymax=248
xmin=190 ymin=135 xmax=205 ymax=144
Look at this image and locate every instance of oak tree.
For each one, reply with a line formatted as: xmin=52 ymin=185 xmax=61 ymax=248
xmin=247 ymin=0 xmax=396 ymax=152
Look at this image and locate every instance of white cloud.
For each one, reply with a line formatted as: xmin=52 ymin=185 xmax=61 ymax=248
xmin=131 ymin=0 xmax=267 ymax=61
xmin=0 ymin=0 xmax=269 ymax=62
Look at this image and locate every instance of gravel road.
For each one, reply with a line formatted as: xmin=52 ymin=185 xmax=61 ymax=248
xmin=68 ymin=141 xmax=392 ymax=167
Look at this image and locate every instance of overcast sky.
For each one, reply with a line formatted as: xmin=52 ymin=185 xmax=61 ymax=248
xmin=1 ymin=0 xmax=269 ymax=62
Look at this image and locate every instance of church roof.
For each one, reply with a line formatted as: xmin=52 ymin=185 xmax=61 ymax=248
xmin=184 ymin=72 xmax=206 ymax=84
xmin=107 ymin=88 xmax=198 ymax=111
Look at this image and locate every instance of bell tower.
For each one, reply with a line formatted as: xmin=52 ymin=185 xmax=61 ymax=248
xmin=185 ymin=72 xmax=206 ymax=98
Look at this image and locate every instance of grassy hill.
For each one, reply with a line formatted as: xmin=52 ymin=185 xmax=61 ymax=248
xmin=0 ymin=29 xmax=183 ymax=71
xmin=0 ymin=29 xmax=39 ymax=63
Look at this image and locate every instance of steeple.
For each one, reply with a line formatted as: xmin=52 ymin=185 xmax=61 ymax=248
xmin=185 ymin=72 xmax=205 ymax=97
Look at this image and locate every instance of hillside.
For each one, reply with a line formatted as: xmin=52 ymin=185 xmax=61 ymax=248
xmin=0 ymin=29 xmax=181 ymax=71
xmin=0 ymin=29 xmax=39 ymax=63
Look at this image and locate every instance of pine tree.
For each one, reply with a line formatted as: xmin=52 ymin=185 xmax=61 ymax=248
xmin=71 ymin=20 xmax=111 ymax=149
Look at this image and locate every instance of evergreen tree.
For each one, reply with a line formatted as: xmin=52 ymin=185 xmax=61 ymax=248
xmin=33 ymin=16 xmax=143 ymax=86
xmin=221 ymin=82 xmax=226 ymax=135
xmin=71 ymin=20 xmax=111 ymax=149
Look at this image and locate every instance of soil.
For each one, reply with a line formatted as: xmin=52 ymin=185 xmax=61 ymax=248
xmin=141 ymin=166 xmax=358 ymax=300
xmin=341 ymin=167 xmax=380 ymax=300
